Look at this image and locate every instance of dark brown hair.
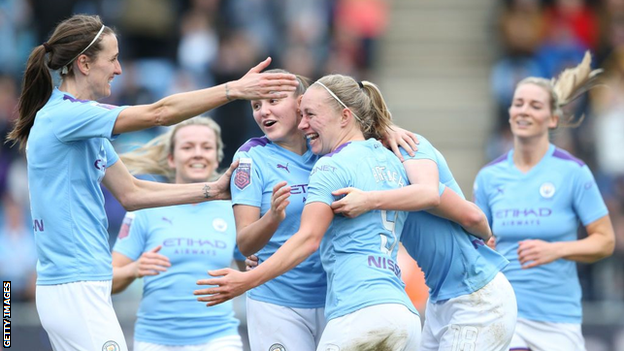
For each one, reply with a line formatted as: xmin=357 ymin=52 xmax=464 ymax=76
xmin=7 ymin=14 xmax=114 ymax=150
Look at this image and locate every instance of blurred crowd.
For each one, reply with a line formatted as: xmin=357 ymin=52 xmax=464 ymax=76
xmin=490 ymin=0 xmax=624 ymax=302
xmin=1 ymin=0 xmax=623 ymax=308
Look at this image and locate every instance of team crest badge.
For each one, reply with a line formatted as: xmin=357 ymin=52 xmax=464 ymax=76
xmin=325 ymin=345 xmax=341 ymax=351
xmin=102 ymin=340 xmax=120 ymax=351
xmin=269 ymin=343 xmax=286 ymax=351
xmin=539 ymin=182 xmax=556 ymax=199
xmin=235 ymin=158 xmax=252 ymax=190
xmin=117 ymin=213 xmax=135 ymax=240
xmin=212 ymin=218 xmax=228 ymax=232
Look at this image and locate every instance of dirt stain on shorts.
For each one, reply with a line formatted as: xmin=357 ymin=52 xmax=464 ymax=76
xmin=342 ymin=329 xmax=408 ymax=351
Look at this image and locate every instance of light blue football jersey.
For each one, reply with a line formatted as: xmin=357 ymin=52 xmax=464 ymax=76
xmin=27 ymin=88 xmax=127 ymax=284
xmin=399 ymin=134 xmax=508 ymax=302
xmin=306 ymin=139 xmax=417 ymax=321
xmin=113 ymin=201 xmax=243 ymax=345
xmin=474 ymin=144 xmax=608 ymax=323
xmin=230 ymin=137 xmax=326 ymax=308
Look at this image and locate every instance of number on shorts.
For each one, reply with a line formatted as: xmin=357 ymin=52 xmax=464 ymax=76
xmin=450 ymin=325 xmax=479 ymax=351
xmin=379 ymin=210 xmax=398 ymax=255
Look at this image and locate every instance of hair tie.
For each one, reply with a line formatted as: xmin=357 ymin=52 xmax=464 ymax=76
xmin=42 ymin=42 xmax=52 ymax=53
xmin=358 ymin=81 xmax=364 ymax=89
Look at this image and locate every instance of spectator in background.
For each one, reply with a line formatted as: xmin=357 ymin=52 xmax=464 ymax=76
xmin=0 ymin=194 xmax=37 ymax=302
xmin=210 ymin=30 xmax=265 ymax=165
xmin=489 ymin=0 xmax=546 ymax=158
xmin=117 ymin=0 xmax=179 ymax=60
xmin=535 ymin=0 xmax=598 ymax=79
xmin=590 ymin=47 xmax=624 ymax=300
xmin=177 ymin=0 xmax=220 ymax=87
xmin=331 ymin=0 xmax=389 ymax=79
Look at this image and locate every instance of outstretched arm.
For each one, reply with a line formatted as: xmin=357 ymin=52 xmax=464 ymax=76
xmin=113 ymin=58 xmax=299 ymax=134
xmin=103 ymin=159 xmax=238 ymax=211
xmin=194 ymin=202 xmax=333 ymax=306
xmin=234 ymin=181 xmax=291 ymax=256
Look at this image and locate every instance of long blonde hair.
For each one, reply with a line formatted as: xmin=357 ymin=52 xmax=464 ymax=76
xmin=516 ymin=51 xmax=602 ymax=127
xmin=121 ymin=116 xmax=224 ymax=182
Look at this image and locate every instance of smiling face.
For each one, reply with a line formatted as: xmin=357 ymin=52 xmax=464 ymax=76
xmin=84 ymin=34 xmax=122 ymax=100
xmin=251 ymin=92 xmax=304 ymax=146
xmin=508 ymin=83 xmax=559 ymax=141
xmin=168 ymin=125 xmax=219 ymax=184
xmin=298 ymin=86 xmax=343 ymax=155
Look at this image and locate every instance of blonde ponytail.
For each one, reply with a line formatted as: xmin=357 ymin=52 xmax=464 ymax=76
xmin=518 ymin=51 xmax=603 ymax=127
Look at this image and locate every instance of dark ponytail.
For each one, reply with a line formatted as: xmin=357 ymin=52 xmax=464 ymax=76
xmin=6 ymin=45 xmax=53 ymax=150
xmin=6 ymin=14 xmax=112 ymax=150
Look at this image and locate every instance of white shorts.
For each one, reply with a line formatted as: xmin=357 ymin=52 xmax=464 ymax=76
xmin=36 ymin=280 xmax=128 ymax=351
xmin=420 ymin=272 xmax=517 ymax=351
xmin=317 ymin=303 xmax=421 ymax=351
xmin=509 ymin=318 xmax=585 ymax=351
xmin=246 ymin=297 xmax=326 ymax=351
xmin=134 ymin=335 xmax=243 ymax=351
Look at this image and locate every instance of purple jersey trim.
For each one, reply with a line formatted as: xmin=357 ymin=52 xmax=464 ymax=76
xmin=239 ymin=136 xmax=270 ymax=152
xmin=63 ymin=94 xmax=89 ymax=103
xmin=325 ymin=142 xmax=351 ymax=158
xmin=509 ymin=348 xmax=531 ymax=351
xmin=484 ymin=152 xmax=508 ymax=168
xmin=552 ymin=148 xmax=585 ymax=167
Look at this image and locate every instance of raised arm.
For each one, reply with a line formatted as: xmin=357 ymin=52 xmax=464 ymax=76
xmin=113 ymin=58 xmax=298 ymax=134
xmin=234 ymin=181 xmax=291 ymax=256
xmin=194 ymin=202 xmax=333 ymax=306
xmin=102 ymin=159 xmax=237 ymax=211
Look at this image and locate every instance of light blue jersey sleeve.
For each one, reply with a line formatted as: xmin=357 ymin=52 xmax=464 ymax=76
xmin=230 ymin=151 xmax=264 ymax=207
xmin=573 ymin=165 xmax=609 ymax=225
xmin=104 ymin=139 xmax=120 ymax=168
xmin=307 ymin=158 xmax=347 ymax=206
xmin=113 ymin=212 xmax=146 ymax=260
xmin=473 ymin=171 xmax=492 ymax=225
xmin=399 ymin=134 xmax=437 ymax=163
xmin=233 ymin=246 xmax=246 ymax=262
xmin=53 ymin=95 xmax=125 ymax=141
